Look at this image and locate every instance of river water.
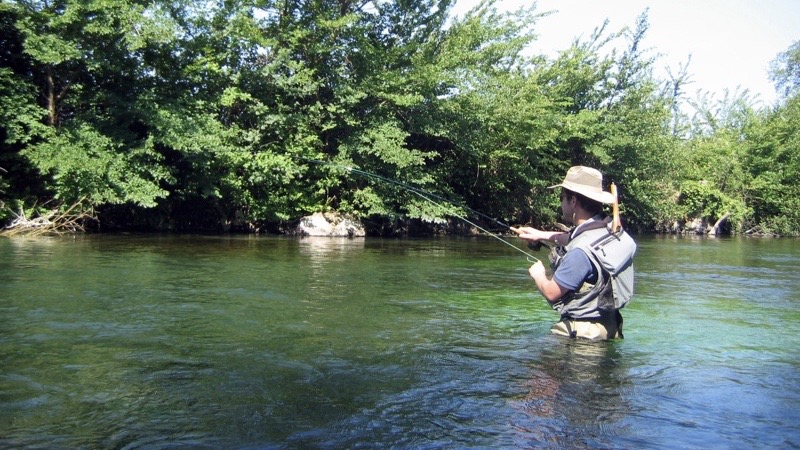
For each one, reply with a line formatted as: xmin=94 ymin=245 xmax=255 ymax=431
xmin=1 ymin=234 xmax=798 ymax=449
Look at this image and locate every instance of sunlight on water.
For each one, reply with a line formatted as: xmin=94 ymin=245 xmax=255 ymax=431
xmin=1 ymin=234 xmax=798 ymax=448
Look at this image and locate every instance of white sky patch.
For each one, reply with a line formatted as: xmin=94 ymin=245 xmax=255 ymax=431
xmin=451 ymin=0 xmax=800 ymax=106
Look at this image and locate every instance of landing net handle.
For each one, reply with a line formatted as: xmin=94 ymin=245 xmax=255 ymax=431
xmin=610 ymin=183 xmax=622 ymax=233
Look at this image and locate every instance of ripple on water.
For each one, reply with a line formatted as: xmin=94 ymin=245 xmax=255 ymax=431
xmin=1 ymin=235 xmax=799 ymax=448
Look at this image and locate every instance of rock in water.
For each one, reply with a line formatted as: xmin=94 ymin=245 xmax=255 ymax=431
xmin=294 ymin=212 xmax=366 ymax=237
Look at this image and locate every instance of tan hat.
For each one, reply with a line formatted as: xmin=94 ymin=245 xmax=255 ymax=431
xmin=548 ymin=166 xmax=615 ymax=204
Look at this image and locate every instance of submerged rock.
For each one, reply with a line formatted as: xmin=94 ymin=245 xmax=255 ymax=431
xmin=293 ymin=212 xmax=366 ymax=237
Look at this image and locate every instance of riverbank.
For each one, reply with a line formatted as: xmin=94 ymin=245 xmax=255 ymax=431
xmin=1 ymin=203 xmax=791 ymax=238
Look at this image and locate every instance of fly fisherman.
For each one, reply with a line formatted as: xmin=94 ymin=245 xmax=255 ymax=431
xmin=513 ymin=166 xmax=636 ymax=340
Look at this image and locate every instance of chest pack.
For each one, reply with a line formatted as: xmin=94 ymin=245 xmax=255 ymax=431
xmin=551 ymin=217 xmax=637 ymax=312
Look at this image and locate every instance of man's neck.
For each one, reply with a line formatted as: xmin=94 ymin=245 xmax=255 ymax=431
xmin=572 ymin=211 xmax=595 ymax=228
xmin=570 ymin=213 xmax=606 ymax=239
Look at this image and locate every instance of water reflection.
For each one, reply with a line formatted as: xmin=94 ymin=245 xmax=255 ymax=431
xmin=1 ymin=235 xmax=59 ymax=270
xmin=297 ymin=236 xmax=366 ymax=258
xmin=514 ymin=337 xmax=629 ymax=447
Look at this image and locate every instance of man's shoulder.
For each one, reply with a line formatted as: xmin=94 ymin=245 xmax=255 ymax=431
xmin=568 ymin=225 xmax=611 ymax=247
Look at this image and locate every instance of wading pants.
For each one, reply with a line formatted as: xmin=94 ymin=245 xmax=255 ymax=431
xmin=550 ymin=311 xmax=624 ymax=340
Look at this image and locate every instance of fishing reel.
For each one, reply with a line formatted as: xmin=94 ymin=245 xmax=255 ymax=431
xmin=527 ymin=241 xmax=543 ymax=251
xmin=527 ymin=239 xmax=556 ymax=252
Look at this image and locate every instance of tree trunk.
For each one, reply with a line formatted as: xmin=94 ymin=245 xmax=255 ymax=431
xmin=710 ymin=212 xmax=730 ymax=236
xmin=46 ymin=66 xmax=58 ymax=127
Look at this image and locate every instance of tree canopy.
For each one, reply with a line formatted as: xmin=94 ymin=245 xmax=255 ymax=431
xmin=1 ymin=0 xmax=799 ymax=235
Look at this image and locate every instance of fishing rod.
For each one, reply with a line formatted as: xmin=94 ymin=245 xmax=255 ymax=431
xmin=300 ymin=157 xmax=541 ymax=262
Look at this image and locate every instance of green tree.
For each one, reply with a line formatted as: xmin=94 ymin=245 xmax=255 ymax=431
xmin=741 ymin=95 xmax=800 ymax=235
xmin=769 ymin=39 xmax=800 ymax=100
xmin=524 ymin=10 xmax=681 ymax=232
xmin=670 ymin=88 xmax=767 ymax=232
xmin=5 ymin=0 xmax=796 ymax=236
xmin=0 ymin=5 xmax=50 ymax=222
xmin=393 ymin=1 xmax=556 ymax=228
xmin=5 ymin=0 xmax=172 ymax=216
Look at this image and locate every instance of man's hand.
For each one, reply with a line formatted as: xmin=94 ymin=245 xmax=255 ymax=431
xmin=510 ymin=226 xmax=545 ymax=242
xmin=512 ymin=226 xmax=568 ymax=247
xmin=528 ymin=260 xmax=568 ymax=303
xmin=528 ymin=260 xmax=546 ymax=280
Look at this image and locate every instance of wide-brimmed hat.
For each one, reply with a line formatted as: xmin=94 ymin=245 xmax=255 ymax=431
xmin=548 ymin=166 xmax=615 ymax=204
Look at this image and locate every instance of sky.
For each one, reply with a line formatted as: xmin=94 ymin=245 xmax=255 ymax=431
xmin=450 ymin=0 xmax=800 ymax=106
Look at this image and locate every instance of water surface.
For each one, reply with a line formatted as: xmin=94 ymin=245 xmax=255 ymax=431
xmin=1 ymin=234 xmax=798 ymax=448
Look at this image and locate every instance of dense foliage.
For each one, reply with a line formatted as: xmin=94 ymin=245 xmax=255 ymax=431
xmin=1 ymin=0 xmax=799 ymax=235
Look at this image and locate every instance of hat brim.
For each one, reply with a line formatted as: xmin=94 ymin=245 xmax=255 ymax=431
xmin=548 ymin=182 xmax=616 ymax=204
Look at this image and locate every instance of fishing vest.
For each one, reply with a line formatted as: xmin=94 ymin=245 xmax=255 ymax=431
xmin=549 ymin=217 xmax=637 ymax=320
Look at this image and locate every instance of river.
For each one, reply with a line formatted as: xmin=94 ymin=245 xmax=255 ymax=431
xmin=1 ymin=234 xmax=798 ymax=449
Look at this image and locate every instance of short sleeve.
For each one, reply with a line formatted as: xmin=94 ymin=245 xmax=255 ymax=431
xmin=553 ymin=249 xmax=595 ymax=291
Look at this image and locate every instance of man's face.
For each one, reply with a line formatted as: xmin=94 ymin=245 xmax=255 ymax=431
xmin=560 ymin=190 xmax=575 ymax=224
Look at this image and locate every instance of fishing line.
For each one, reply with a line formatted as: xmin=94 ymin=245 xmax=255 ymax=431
xmin=406 ymin=187 xmax=541 ymax=261
xmin=300 ymin=157 xmax=540 ymax=262
xmin=302 ymin=158 xmax=508 ymax=229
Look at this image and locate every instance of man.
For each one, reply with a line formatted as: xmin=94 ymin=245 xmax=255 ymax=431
xmin=513 ymin=166 xmax=636 ymax=340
